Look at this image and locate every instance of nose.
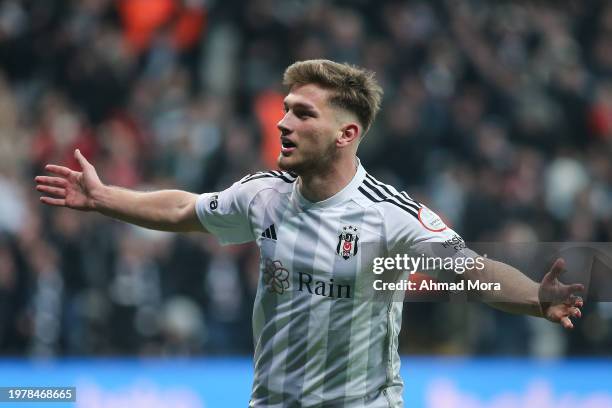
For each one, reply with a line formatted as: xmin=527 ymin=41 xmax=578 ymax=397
xmin=277 ymin=115 xmax=291 ymax=136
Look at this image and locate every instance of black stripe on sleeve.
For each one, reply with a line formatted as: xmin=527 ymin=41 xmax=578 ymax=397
xmin=362 ymin=179 xmax=388 ymax=200
xmin=364 ymin=173 xmax=421 ymax=211
xmin=400 ymin=191 xmax=420 ymax=207
xmin=242 ymin=171 xmax=273 ymax=183
xmin=241 ymin=173 xmax=275 ymax=184
xmin=358 ymin=185 xmax=419 ymax=219
xmin=394 ymin=192 xmax=421 ymax=212
xmin=358 ymin=185 xmax=379 ymax=203
xmin=365 ymin=173 xmax=420 ymax=210
xmin=365 ymin=173 xmax=395 ymax=197
xmin=362 ymin=179 xmax=420 ymax=213
xmin=241 ymin=171 xmax=297 ymax=184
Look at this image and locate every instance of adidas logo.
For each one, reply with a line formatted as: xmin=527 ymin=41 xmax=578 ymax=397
xmin=261 ymin=224 xmax=277 ymax=240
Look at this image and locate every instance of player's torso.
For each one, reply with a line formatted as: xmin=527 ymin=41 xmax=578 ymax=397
xmin=252 ymin=190 xmax=385 ymax=302
xmin=249 ymin=188 xmax=402 ymax=406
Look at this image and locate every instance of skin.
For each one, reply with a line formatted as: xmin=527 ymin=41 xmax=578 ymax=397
xmin=467 ymin=257 xmax=584 ymax=329
xmin=277 ymin=83 xmax=361 ymax=202
xmin=35 ymin=82 xmax=584 ymax=329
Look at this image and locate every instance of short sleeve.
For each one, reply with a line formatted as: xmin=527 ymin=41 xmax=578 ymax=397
xmin=195 ymin=180 xmax=257 ymax=245
xmin=386 ymin=204 xmax=477 ymax=280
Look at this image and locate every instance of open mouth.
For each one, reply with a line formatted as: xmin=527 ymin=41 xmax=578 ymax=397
xmin=281 ymin=139 xmax=297 ymax=154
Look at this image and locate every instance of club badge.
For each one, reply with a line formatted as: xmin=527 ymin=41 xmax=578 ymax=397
xmin=337 ymin=225 xmax=359 ymax=260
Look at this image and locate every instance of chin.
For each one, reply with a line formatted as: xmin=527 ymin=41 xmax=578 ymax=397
xmin=278 ymin=152 xmax=330 ymax=175
xmin=277 ymin=155 xmax=299 ymax=172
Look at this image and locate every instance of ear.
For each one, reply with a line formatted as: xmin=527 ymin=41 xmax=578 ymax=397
xmin=336 ymin=123 xmax=360 ymax=148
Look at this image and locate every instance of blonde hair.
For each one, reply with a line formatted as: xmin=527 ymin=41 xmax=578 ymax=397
xmin=283 ymin=59 xmax=383 ymax=134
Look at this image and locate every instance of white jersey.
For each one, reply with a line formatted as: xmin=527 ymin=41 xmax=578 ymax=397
xmin=195 ymin=160 xmax=465 ymax=407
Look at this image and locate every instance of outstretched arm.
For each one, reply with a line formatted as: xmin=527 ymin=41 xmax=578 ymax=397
xmin=35 ymin=149 xmax=207 ymax=233
xmin=464 ymin=257 xmax=584 ymax=329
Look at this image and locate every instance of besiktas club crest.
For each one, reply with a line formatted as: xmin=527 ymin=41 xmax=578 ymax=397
xmin=337 ymin=225 xmax=359 ymax=260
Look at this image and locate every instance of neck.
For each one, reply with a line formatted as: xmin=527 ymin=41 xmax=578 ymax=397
xmin=297 ymin=156 xmax=358 ymax=202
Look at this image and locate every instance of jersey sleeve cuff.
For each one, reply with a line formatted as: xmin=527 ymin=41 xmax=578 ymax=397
xmin=195 ymin=193 xmax=215 ymax=234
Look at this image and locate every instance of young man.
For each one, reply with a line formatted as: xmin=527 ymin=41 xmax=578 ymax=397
xmin=36 ymin=60 xmax=584 ymax=407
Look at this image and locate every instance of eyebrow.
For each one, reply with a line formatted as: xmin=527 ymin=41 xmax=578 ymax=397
xmin=283 ymin=101 xmax=317 ymax=112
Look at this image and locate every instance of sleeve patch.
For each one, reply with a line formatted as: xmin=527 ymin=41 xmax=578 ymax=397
xmin=418 ymin=207 xmax=447 ymax=232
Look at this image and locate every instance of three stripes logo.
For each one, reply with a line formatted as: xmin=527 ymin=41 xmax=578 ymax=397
xmin=241 ymin=171 xmax=297 ymax=184
xmin=261 ymin=224 xmax=277 ymax=240
xmin=358 ymin=173 xmax=421 ymax=220
xmin=358 ymin=174 xmax=448 ymax=232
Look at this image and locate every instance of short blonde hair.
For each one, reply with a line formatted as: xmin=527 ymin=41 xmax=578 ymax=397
xmin=283 ymin=59 xmax=383 ymax=134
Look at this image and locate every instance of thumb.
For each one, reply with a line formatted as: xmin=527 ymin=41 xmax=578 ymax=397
xmin=74 ymin=149 xmax=91 ymax=170
xmin=543 ymin=258 xmax=565 ymax=284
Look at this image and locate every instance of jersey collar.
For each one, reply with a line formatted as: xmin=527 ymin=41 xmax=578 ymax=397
xmin=292 ymin=158 xmax=366 ymax=210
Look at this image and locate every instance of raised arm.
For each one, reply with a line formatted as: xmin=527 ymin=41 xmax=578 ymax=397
xmin=35 ymin=149 xmax=206 ymax=233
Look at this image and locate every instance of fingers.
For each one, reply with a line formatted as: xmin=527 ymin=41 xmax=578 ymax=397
xmin=573 ymin=296 xmax=584 ymax=308
xmin=543 ymin=258 xmax=565 ymax=283
xmin=45 ymin=164 xmax=72 ymax=177
xmin=570 ymin=307 xmax=582 ymax=319
xmin=36 ymin=172 xmax=68 ymax=207
xmin=40 ymin=196 xmax=66 ymax=207
xmin=558 ymin=306 xmax=581 ymax=330
xmin=34 ymin=176 xmax=68 ymax=188
xmin=74 ymin=149 xmax=91 ymax=170
xmin=36 ymin=184 xmax=66 ymax=197
xmin=44 ymin=150 xmax=91 ymax=176
xmin=560 ymin=316 xmax=574 ymax=330
xmin=565 ymin=294 xmax=585 ymax=307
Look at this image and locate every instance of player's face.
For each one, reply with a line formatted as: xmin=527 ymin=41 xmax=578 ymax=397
xmin=277 ymin=84 xmax=342 ymax=174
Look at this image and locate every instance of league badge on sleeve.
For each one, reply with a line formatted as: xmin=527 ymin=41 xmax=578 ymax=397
xmin=418 ymin=206 xmax=447 ymax=232
xmin=337 ymin=226 xmax=359 ymax=260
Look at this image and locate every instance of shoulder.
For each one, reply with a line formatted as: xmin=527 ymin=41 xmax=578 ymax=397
xmin=196 ymin=170 xmax=297 ymax=223
xmin=355 ymin=172 xmax=450 ymax=236
xmin=239 ymin=170 xmax=298 ymax=186
xmin=354 ymin=172 xmax=422 ymax=221
xmin=233 ymin=170 xmax=297 ymax=198
xmin=353 ymin=173 xmax=457 ymax=252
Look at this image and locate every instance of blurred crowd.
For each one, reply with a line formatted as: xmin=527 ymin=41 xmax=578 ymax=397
xmin=0 ymin=0 xmax=611 ymax=358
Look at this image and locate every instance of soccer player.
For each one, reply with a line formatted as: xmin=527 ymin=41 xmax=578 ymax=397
xmin=36 ymin=60 xmax=584 ymax=407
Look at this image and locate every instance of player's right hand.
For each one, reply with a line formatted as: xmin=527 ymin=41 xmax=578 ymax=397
xmin=35 ymin=149 xmax=104 ymax=211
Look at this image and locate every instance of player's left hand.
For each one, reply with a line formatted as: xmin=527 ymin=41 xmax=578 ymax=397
xmin=538 ymin=258 xmax=584 ymax=329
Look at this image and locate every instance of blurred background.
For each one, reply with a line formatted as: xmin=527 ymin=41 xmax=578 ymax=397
xmin=0 ymin=0 xmax=611 ymax=407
